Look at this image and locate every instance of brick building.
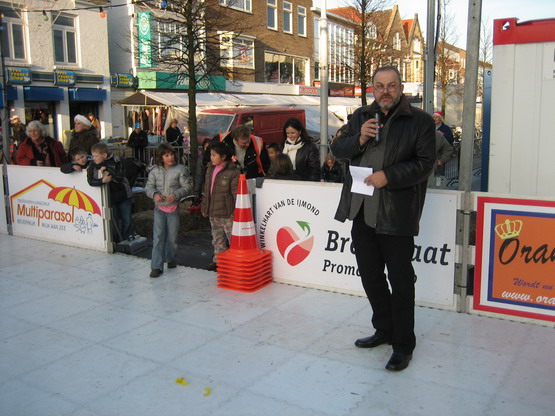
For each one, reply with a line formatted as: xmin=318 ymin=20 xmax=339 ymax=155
xmin=217 ymin=0 xmax=313 ymax=85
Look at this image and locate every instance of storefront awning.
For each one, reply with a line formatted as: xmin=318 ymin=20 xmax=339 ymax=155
xmin=24 ymin=86 xmax=64 ymax=101
xmin=115 ymin=90 xmax=235 ymax=107
xmin=116 ymin=91 xmax=180 ymax=106
xmin=0 ymin=86 xmax=18 ymax=107
xmin=69 ymin=88 xmax=107 ymax=102
xmin=115 ymin=90 xmax=361 ymax=109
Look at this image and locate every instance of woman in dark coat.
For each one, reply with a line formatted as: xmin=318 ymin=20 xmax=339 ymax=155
xmin=165 ymin=119 xmax=183 ymax=146
xmin=69 ymin=114 xmax=99 ymax=155
xmin=165 ymin=119 xmax=184 ymax=162
xmin=280 ymin=117 xmax=320 ymax=182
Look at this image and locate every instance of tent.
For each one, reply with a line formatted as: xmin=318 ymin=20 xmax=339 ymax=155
xmin=116 ymin=90 xmax=362 ymax=139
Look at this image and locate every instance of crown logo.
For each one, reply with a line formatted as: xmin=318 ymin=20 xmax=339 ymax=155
xmin=495 ymin=219 xmax=523 ymax=239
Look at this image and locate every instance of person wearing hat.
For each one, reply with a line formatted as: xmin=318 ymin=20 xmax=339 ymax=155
xmin=9 ymin=115 xmax=27 ymax=146
xmin=127 ymin=122 xmax=149 ymax=163
xmin=69 ymin=114 xmax=99 ymax=155
xmin=432 ymin=111 xmax=454 ymax=145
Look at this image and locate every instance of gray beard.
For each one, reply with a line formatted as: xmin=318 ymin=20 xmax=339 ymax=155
xmin=378 ymin=94 xmax=401 ymax=111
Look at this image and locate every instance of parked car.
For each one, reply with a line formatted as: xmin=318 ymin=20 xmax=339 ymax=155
xmin=196 ymin=106 xmax=308 ymax=145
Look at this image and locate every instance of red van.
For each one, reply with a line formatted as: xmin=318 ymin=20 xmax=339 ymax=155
xmin=196 ymin=106 xmax=307 ymax=145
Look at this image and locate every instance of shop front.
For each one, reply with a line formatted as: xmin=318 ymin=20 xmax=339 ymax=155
xmin=5 ymin=67 xmax=111 ymax=144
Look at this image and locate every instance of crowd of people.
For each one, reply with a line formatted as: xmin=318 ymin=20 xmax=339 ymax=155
xmin=7 ymin=67 xmax=458 ymax=374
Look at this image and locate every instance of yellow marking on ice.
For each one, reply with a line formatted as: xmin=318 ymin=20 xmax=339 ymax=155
xmin=175 ymin=377 xmax=189 ymax=386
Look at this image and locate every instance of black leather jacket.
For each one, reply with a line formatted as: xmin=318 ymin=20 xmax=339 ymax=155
xmin=281 ymin=138 xmax=320 ymax=182
xmin=331 ymin=94 xmax=436 ymax=236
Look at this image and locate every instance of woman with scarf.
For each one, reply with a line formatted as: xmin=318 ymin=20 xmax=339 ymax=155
xmin=280 ymin=117 xmax=320 ymax=182
xmin=16 ymin=121 xmax=68 ymax=167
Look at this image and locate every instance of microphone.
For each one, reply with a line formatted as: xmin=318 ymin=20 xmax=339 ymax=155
xmin=374 ymin=112 xmax=380 ymax=144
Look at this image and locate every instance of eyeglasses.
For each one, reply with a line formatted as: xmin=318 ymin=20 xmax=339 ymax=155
xmin=373 ymin=84 xmax=399 ymax=93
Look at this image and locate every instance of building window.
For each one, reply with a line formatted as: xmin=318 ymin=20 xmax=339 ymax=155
xmin=393 ymin=32 xmax=401 ymax=50
xmin=283 ymin=1 xmax=292 ymax=34
xmin=297 ymin=6 xmax=306 ymax=37
xmin=53 ymin=14 xmax=78 ymax=65
xmin=265 ymin=52 xmax=307 ymax=85
xmin=158 ymin=22 xmax=182 ymax=59
xmin=366 ymin=22 xmax=377 ymax=39
xmin=0 ymin=7 xmax=26 ymax=60
xmin=328 ymin=22 xmax=354 ymax=84
xmin=413 ymin=38 xmax=421 ymax=53
xmin=220 ymin=32 xmax=255 ymax=69
xmin=313 ymin=17 xmax=320 ymax=61
xmin=219 ymin=0 xmax=251 ymax=13
xmin=267 ymin=0 xmax=277 ymax=30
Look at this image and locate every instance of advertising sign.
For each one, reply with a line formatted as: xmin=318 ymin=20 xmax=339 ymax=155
xmin=112 ymin=73 xmax=136 ymax=88
xmin=256 ymin=181 xmax=457 ymax=308
xmin=6 ymin=67 xmax=32 ymax=85
xmin=138 ymin=12 xmax=152 ymax=68
xmin=299 ymin=86 xmax=319 ymax=95
xmin=7 ymin=166 xmax=106 ymax=251
xmin=54 ymin=71 xmax=76 ymax=86
xmin=474 ymin=197 xmax=555 ymax=321
xmin=137 ymin=72 xmax=226 ymax=91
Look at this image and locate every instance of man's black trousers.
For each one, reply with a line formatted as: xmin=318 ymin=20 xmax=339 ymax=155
xmin=351 ymin=211 xmax=416 ymax=355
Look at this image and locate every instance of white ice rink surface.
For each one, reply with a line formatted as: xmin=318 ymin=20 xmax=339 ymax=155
xmin=1 ymin=234 xmax=554 ymax=416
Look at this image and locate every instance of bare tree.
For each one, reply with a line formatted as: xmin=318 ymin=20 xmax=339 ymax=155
xmin=434 ymin=0 xmax=463 ymax=116
xmin=336 ymin=0 xmax=392 ymax=106
xmin=133 ymin=0 xmax=248 ymax=174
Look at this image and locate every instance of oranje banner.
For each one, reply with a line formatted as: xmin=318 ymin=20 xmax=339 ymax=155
xmin=475 ymin=197 xmax=555 ymax=322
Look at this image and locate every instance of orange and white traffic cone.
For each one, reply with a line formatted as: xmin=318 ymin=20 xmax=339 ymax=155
xmin=215 ymin=174 xmax=272 ymax=292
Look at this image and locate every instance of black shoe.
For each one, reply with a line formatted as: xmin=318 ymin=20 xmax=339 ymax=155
xmin=355 ymin=333 xmax=390 ymax=348
xmin=385 ymin=352 xmax=412 ymax=371
xmin=167 ymin=262 xmax=177 ymax=269
xmin=206 ymin=262 xmax=217 ymax=271
xmin=150 ymin=269 xmax=163 ymax=278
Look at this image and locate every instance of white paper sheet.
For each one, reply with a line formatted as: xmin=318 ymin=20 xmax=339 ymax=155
xmin=349 ymin=165 xmax=374 ymax=196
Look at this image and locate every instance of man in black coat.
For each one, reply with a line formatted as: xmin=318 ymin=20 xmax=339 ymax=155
xmin=331 ymin=66 xmax=436 ymax=372
xmin=127 ymin=123 xmax=149 ymax=163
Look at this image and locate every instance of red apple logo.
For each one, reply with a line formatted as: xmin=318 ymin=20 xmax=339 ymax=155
xmin=276 ymin=221 xmax=314 ymax=266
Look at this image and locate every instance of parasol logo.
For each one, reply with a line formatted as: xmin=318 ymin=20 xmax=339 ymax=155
xmin=10 ymin=180 xmax=101 ymax=234
xmin=276 ymin=221 xmax=314 ymax=266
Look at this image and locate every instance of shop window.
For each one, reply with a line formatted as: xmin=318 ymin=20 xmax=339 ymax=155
xmin=219 ymin=32 xmax=255 ymax=69
xmin=280 ymin=59 xmax=292 ymax=84
xmin=219 ymin=0 xmax=251 ymax=13
xmin=283 ymin=2 xmax=292 ymax=34
xmin=25 ymin=103 xmax=56 ymax=139
xmin=294 ymin=59 xmax=305 ymax=85
xmin=267 ymin=0 xmax=277 ymax=30
xmin=297 ymin=6 xmax=306 ymax=37
xmin=0 ymin=7 xmax=27 ymax=61
xmin=264 ymin=52 xmax=307 ymax=85
xmin=53 ymin=14 xmax=78 ymax=65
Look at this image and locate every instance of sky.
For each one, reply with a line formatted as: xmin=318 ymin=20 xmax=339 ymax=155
xmin=319 ymin=0 xmax=555 ymax=48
